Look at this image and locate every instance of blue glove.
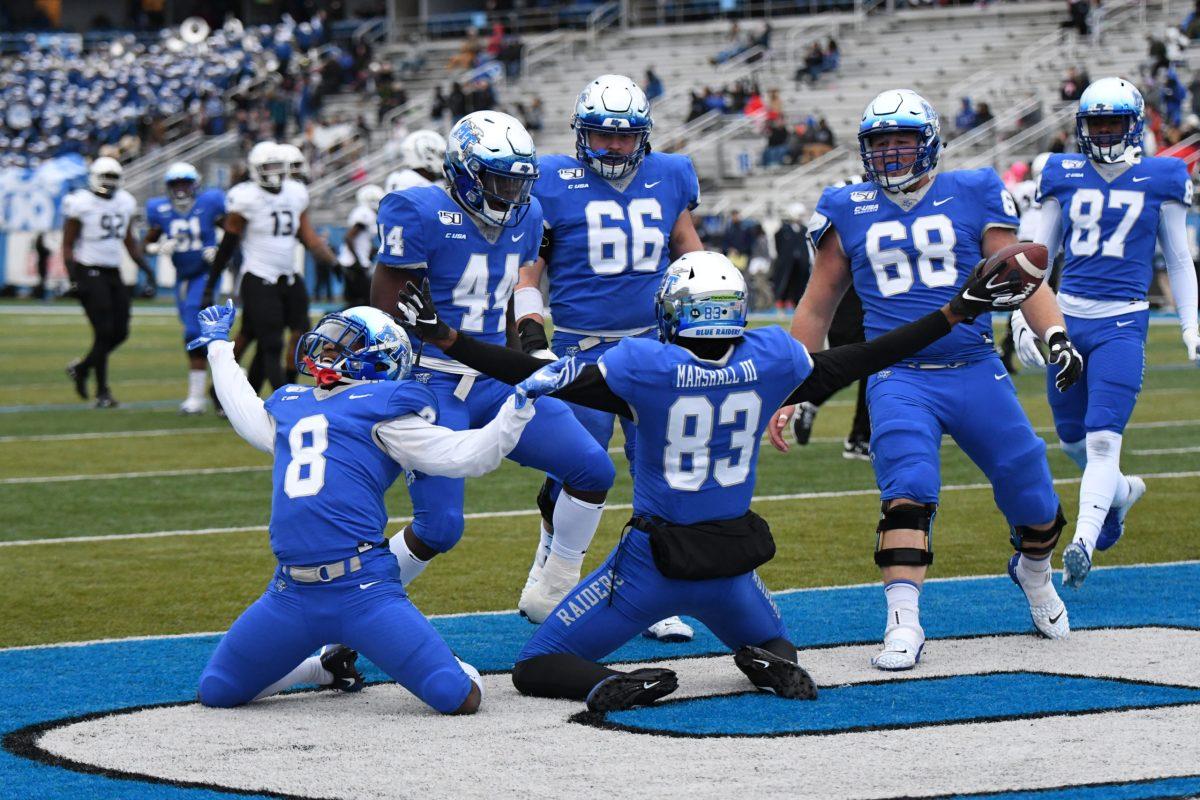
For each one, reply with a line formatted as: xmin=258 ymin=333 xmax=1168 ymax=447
xmin=187 ymin=300 xmax=237 ymax=351
xmin=513 ymin=357 xmax=580 ymax=409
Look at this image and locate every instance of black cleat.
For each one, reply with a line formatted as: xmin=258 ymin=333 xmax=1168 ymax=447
xmin=586 ymin=668 xmax=677 ymax=712
xmin=734 ymin=645 xmax=818 ymax=700
xmin=792 ymin=401 xmax=819 ymax=446
xmin=843 ymin=437 xmax=870 ymax=461
xmin=94 ymin=391 xmax=119 ymax=409
xmin=66 ymin=359 xmax=88 ymax=399
xmin=320 ymin=645 xmax=365 ymax=692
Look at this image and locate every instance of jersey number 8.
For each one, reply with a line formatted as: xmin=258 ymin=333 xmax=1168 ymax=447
xmin=284 ymin=414 xmax=328 ymax=498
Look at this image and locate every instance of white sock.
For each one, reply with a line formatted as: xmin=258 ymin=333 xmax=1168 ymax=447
xmin=535 ymin=520 xmax=553 ymax=569
xmin=1060 ymin=438 xmax=1088 ymax=471
xmin=883 ymin=580 xmax=921 ymax=632
xmin=394 ymin=531 xmax=431 ymax=586
xmin=1074 ymin=430 xmax=1125 ymax=552
xmin=1016 ymin=553 xmax=1058 ymax=605
xmin=252 ymin=655 xmax=331 ymax=701
xmin=457 ymin=657 xmax=484 ymax=701
xmin=549 ymin=492 xmax=604 ymax=565
xmin=187 ymin=369 xmax=207 ymax=402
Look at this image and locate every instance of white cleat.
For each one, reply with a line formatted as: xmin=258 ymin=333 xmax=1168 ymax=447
xmin=1008 ymin=553 xmax=1070 ymax=639
xmin=871 ymin=625 xmax=924 ymax=671
xmin=518 ymin=553 xmax=581 ymax=624
xmin=642 ymin=616 xmax=694 ymax=643
xmin=522 ymin=560 xmax=543 ymax=596
xmin=179 ymin=397 xmax=207 ymax=415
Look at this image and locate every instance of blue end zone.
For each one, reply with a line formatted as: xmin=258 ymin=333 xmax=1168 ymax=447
xmin=2 ymin=561 xmax=1199 ymax=799
xmin=604 ymin=672 xmax=1200 ymax=736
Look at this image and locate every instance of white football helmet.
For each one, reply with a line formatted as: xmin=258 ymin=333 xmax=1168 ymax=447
xmin=277 ymin=142 xmax=309 ymax=183
xmin=355 ymin=184 xmax=385 ymax=213
xmin=248 ymin=141 xmax=286 ymax=192
xmin=88 ymin=156 xmax=123 ymax=197
xmin=400 ymin=129 xmax=447 ymax=174
xmin=655 ymin=251 xmax=748 ymax=341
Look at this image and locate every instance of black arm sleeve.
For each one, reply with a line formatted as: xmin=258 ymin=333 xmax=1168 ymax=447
xmin=785 ymin=309 xmax=952 ymax=405
xmin=205 ymin=230 xmax=241 ymax=289
xmin=538 ymin=225 xmax=554 ymax=263
xmin=444 ymin=333 xmax=633 ymax=417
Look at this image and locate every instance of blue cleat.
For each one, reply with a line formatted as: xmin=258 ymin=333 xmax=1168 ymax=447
xmin=1061 ymin=541 xmax=1093 ymax=589
xmin=1095 ymin=476 xmax=1146 ymax=552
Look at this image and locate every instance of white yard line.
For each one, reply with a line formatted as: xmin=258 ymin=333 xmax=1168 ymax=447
xmin=1130 ymin=445 xmax=1200 ymax=456
xmin=0 ymin=427 xmax=228 ymax=444
xmin=0 ymin=465 xmax=269 ymax=485
xmin=4 ymin=470 xmax=1199 ymax=549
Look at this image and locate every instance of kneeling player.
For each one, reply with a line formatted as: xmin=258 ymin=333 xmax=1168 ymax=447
xmin=190 ymin=302 xmax=541 ymax=714
xmin=398 ymin=250 xmax=1032 ymax=710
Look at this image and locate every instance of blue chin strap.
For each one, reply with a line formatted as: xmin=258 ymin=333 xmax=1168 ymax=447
xmin=859 ymin=136 xmax=938 ymax=192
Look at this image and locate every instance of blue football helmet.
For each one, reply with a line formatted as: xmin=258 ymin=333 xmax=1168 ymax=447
xmin=858 ymin=89 xmax=942 ymax=192
xmin=443 ymin=111 xmax=538 ymax=228
xmin=296 ymin=306 xmax=414 ymax=383
xmin=1076 ymin=77 xmax=1145 ymax=164
xmin=655 ymin=251 xmax=748 ymax=342
xmin=573 ymin=74 xmax=652 ymax=180
xmin=164 ymin=161 xmax=200 ymax=212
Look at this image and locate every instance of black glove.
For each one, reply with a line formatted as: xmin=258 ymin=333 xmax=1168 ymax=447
xmin=1046 ymin=327 xmax=1083 ymax=392
xmin=517 ymin=317 xmax=551 ymax=356
xmin=949 ymin=258 xmax=1031 ymax=322
xmin=398 ymin=279 xmax=452 ymax=342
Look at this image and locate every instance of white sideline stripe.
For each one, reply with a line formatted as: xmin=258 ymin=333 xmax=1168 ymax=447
xmin=4 ymin=470 xmax=1199 ymax=549
xmin=1130 ymin=446 xmax=1200 ymax=456
xmin=0 ymin=427 xmax=228 ymax=444
xmin=0 ymin=465 xmax=269 ymax=485
xmin=4 ymin=558 xmax=1196 ymax=654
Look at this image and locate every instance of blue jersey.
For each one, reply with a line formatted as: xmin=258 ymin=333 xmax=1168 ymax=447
xmin=145 ymin=188 xmax=225 ymax=278
xmin=600 ymin=327 xmax=812 ymax=525
xmin=1037 ymin=154 xmax=1190 ymax=302
xmin=263 ymin=380 xmax=439 ymax=565
xmin=535 ymin=153 xmax=700 ymax=333
xmin=375 ymin=185 xmax=543 ymax=362
xmin=810 ymin=169 xmax=1019 ymax=364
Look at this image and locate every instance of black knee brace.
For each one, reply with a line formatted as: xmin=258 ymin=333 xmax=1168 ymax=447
xmin=1009 ymin=505 xmax=1068 ymax=557
xmin=874 ymin=502 xmax=936 ymax=567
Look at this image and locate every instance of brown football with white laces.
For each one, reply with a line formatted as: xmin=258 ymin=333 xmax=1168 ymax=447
xmin=979 ymin=242 xmax=1050 ymax=296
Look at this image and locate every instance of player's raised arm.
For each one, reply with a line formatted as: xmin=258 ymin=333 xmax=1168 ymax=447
xmin=188 ymin=301 xmax=275 ymax=454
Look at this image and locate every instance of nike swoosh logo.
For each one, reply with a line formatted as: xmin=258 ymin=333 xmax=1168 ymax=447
xmin=1048 ymin=610 xmax=1064 ymax=624
xmin=642 ymin=681 xmax=660 ymax=690
xmin=1115 ymin=320 xmax=1133 ymax=327
xmin=644 ymin=181 xmax=661 ymax=188
xmin=359 ymin=581 xmax=381 ymax=590
xmin=1132 ymin=176 xmax=1150 ymax=182
xmin=348 ymin=393 xmax=372 ymax=399
xmin=994 ymin=373 xmax=1007 ymax=380
xmin=511 ymin=233 xmax=525 ymax=242
xmin=933 ymin=197 xmax=954 ymax=206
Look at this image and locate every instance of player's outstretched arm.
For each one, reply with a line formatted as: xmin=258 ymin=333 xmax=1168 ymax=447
xmin=1158 ymin=202 xmax=1200 ymax=363
xmin=189 ymin=301 xmax=275 ymax=454
xmin=376 ymin=395 xmax=535 ymax=478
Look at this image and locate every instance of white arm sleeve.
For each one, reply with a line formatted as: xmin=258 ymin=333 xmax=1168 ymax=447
xmin=375 ymin=395 xmax=534 ymax=478
xmin=1158 ymin=201 xmax=1199 ymax=333
xmin=207 ymin=340 xmax=275 ymax=454
xmin=1028 ymin=197 xmax=1065 ymax=261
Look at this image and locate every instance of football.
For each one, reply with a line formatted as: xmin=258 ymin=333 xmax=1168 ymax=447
xmin=979 ymin=241 xmax=1050 ymax=295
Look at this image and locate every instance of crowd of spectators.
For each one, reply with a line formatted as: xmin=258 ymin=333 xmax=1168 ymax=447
xmin=795 ymin=38 xmax=839 ymax=85
xmin=710 ymin=21 xmax=773 ymax=66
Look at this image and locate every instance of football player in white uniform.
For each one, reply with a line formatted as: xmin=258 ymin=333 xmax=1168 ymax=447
xmin=384 ymin=130 xmax=446 ymax=194
xmin=203 ymin=142 xmax=338 ymax=392
xmin=62 ymin=157 xmax=155 ymax=408
xmin=339 ymin=184 xmax=384 ymax=307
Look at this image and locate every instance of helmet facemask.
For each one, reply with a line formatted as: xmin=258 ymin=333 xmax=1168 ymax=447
xmin=575 ymin=123 xmax=651 ymax=180
xmin=167 ymin=177 xmax=198 ymax=213
xmin=1077 ymin=112 xmax=1138 ymax=163
xmin=295 ymin=313 xmax=412 ymax=384
xmin=859 ymin=128 xmax=932 ymax=192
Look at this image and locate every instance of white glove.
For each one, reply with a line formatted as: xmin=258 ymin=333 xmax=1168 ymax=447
xmin=1010 ymin=309 xmax=1046 ymax=369
xmin=201 ymin=245 xmax=217 ymax=264
xmin=1184 ymin=325 xmax=1200 ymax=364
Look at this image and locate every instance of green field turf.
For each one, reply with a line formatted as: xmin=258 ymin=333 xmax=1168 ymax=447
xmin=1 ymin=306 xmax=1198 ymax=648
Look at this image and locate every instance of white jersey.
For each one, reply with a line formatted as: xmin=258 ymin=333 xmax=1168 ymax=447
xmin=338 ymin=204 xmax=377 ymax=268
xmin=384 ymin=169 xmax=432 ymax=194
xmin=1011 ymin=178 xmax=1040 ymax=241
xmin=62 ymin=189 xmax=136 ymax=267
xmin=226 ymin=179 xmax=310 ymax=282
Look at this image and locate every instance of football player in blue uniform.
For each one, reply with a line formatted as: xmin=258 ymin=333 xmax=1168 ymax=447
xmin=772 ymin=90 xmax=1085 ymax=671
xmin=144 ymin=162 xmax=226 ymax=414
xmin=396 ymin=248 xmax=1033 ymax=710
xmin=369 ymin=111 xmax=617 ymax=621
xmin=514 ymin=74 xmax=704 ymax=642
xmin=187 ymin=301 xmax=543 ymax=714
xmin=1013 ymin=77 xmax=1199 ymax=588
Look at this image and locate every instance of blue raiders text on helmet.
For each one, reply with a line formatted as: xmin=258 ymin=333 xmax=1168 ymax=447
xmin=443 ymin=111 xmax=539 ymax=228
xmin=296 ymin=306 xmax=414 ymax=382
xmin=655 ymin=251 xmax=748 ymax=342
xmin=1075 ymin=76 xmax=1145 ymax=164
xmin=858 ymin=89 xmax=942 ymax=192
xmin=573 ymin=74 xmax=653 ymax=180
